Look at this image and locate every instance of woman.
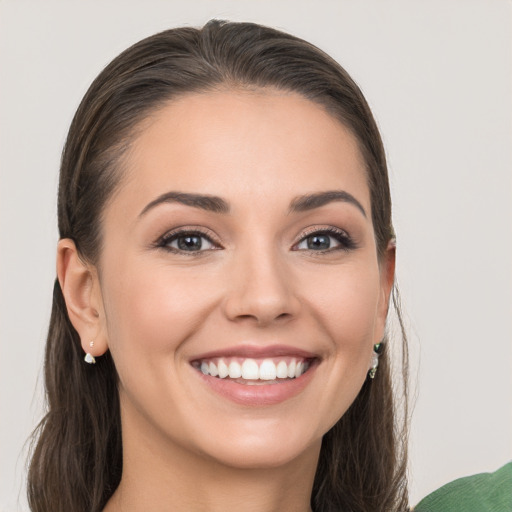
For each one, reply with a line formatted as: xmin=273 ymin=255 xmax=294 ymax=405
xmin=28 ymin=19 xmax=409 ymax=512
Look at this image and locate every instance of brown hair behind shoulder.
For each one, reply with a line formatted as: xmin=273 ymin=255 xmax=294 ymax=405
xmin=28 ymin=19 xmax=409 ymax=512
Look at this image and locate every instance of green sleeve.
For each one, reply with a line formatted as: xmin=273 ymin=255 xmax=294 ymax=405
xmin=414 ymin=462 xmax=512 ymax=512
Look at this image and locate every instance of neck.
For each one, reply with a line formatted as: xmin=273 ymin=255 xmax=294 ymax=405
xmin=104 ymin=410 xmax=319 ymax=512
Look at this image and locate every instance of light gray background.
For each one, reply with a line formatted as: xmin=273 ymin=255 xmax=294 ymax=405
xmin=1 ymin=1 xmax=511 ymax=510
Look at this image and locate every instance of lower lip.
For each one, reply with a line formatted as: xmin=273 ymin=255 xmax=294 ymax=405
xmin=193 ymin=362 xmax=318 ymax=406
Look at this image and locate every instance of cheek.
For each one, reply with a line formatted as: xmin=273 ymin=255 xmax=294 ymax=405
xmin=301 ymin=260 xmax=382 ymax=349
xmin=295 ymin=260 xmax=382 ymax=421
xmin=101 ymin=258 xmax=220 ymax=358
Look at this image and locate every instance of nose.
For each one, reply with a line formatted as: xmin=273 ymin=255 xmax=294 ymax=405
xmin=222 ymin=246 xmax=301 ymax=327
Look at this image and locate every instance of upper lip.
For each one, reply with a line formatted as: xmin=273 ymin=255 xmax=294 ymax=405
xmin=190 ymin=344 xmax=319 ymax=362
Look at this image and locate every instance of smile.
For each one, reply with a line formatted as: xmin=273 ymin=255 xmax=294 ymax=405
xmin=193 ymin=357 xmax=311 ymax=383
xmin=190 ymin=345 xmax=319 ymax=405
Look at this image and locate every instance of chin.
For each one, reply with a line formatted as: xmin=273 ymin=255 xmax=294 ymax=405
xmin=198 ymin=431 xmax=322 ymax=470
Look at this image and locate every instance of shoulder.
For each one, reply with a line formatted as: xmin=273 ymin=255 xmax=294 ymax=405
xmin=413 ymin=462 xmax=512 ymax=512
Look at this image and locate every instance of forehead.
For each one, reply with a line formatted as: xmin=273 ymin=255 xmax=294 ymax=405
xmin=117 ymin=89 xmax=370 ymax=215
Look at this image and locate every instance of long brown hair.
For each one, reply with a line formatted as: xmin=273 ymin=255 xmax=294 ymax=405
xmin=28 ymin=19 xmax=409 ymax=512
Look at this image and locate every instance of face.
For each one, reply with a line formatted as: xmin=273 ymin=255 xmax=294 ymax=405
xmin=94 ymin=90 xmax=393 ymax=470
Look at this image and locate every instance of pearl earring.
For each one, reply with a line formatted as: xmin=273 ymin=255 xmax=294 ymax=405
xmin=84 ymin=341 xmax=96 ymax=364
xmin=84 ymin=353 xmax=96 ymax=364
xmin=368 ymin=342 xmax=383 ymax=379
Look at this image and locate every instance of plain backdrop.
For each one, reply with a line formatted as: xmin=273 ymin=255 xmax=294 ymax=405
xmin=1 ymin=1 xmax=511 ymax=510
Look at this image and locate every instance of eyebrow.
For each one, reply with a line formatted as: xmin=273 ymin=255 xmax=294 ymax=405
xmin=289 ymin=190 xmax=367 ymax=217
xmin=139 ymin=191 xmax=230 ymax=217
xmin=139 ymin=189 xmax=366 ymax=218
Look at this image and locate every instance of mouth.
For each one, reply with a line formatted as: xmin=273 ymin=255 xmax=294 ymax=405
xmin=189 ymin=345 xmax=319 ymax=405
xmin=191 ymin=356 xmax=313 ymax=385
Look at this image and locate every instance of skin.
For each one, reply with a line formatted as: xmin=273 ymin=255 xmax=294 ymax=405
xmin=58 ymin=89 xmax=395 ymax=512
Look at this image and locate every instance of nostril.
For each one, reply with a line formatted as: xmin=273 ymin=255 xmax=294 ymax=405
xmin=221 ymin=277 xmax=301 ymax=325
xmin=229 ymin=311 xmax=294 ymax=327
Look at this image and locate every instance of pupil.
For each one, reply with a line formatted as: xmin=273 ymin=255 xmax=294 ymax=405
xmin=178 ymin=235 xmax=202 ymax=251
xmin=307 ymin=234 xmax=330 ymax=250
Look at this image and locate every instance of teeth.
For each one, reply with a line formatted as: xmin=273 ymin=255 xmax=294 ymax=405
xmin=287 ymin=360 xmax=296 ymax=378
xmin=259 ymin=359 xmax=277 ymax=380
xmin=241 ymin=359 xmax=259 ymax=379
xmin=209 ymin=361 xmax=218 ymax=377
xmin=218 ymin=359 xmax=229 ymax=378
xmin=197 ymin=357 xmax=311 ymax=381
xmin=228 ymin=361 xmax=242 ymax=379
xmin=276 ymin=361 xmax=288 ymax=379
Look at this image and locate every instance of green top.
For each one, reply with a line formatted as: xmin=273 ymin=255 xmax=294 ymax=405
xmin=414 ymin=462 xmax=512 ymax=512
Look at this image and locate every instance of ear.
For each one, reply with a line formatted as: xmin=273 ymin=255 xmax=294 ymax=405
xmin=56 ymin=239 xmax=108 ymax=357
xmin=376 ymin=239 xmax=396 ymax=340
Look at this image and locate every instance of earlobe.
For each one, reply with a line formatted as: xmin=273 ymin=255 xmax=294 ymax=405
xmin=56 ymin=239 xmax=108 ymax=357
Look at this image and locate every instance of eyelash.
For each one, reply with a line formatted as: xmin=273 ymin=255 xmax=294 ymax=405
xmin=155 ymin=227 xmax=221 ymax=256
xmin=292 ymin=226 xmax=357 ymax=254
xmin=155 ymin=226 xmax=356 ymax=255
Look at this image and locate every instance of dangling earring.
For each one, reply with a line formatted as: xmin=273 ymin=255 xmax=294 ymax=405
xmin=368 ymin=342 xmax=383 ymax=379
xmin=84 ymin=353 xmax=96 ymax=364
xmin=84 ymin=341 xmax=96 ymax=364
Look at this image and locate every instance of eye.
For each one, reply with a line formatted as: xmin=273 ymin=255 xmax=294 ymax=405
xmin=294 ymin=228 xmax=356 ymax=252
xmin=157 ymin=229 xmax=219 ymax=254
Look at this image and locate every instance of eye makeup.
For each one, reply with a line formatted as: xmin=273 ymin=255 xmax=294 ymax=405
xmin=153 ymin=226 xmax=223 ymax=256
xmin=152 ymin=223 xmax=358 ymax=257
xmin=292 ymin=226 xmax=358 ymax=254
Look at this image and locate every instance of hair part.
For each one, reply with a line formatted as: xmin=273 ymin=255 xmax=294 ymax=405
xmin=28 ymin=19 xmax=409 ymax=512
